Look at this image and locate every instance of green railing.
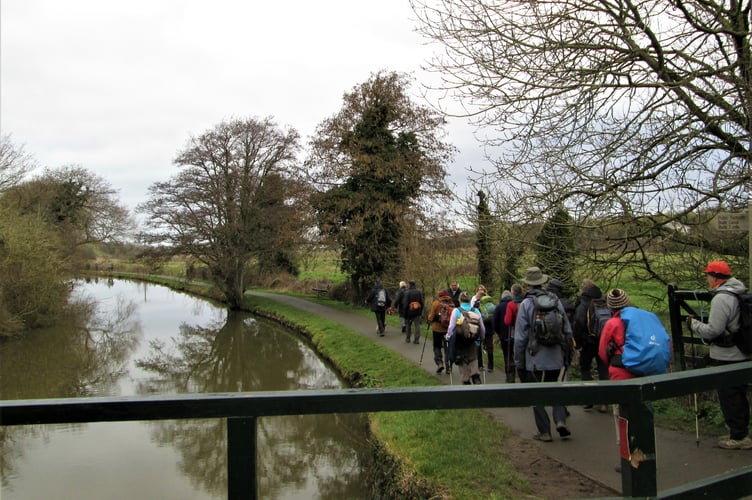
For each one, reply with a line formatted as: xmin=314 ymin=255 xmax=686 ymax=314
xmin=2 ymin=362 xmax=752 ymax=499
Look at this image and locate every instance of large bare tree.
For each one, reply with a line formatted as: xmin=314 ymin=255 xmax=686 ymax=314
xmin=412 ymin=0 xmax=751 ymax=285
xmin=138 ymin=117 xmax=301 ymax=308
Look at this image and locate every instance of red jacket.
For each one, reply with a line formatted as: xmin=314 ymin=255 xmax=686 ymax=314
xmin=598 ymin=311 xmax=635 ymax=380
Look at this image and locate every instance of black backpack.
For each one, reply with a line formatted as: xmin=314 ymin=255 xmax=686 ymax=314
xmin=587 ymin=297 xmax=611 ymax=339
xmin=718 ymin=291 xmax=752 ymax=355
xmin=530 ymin=291 xmax=565 ymax=346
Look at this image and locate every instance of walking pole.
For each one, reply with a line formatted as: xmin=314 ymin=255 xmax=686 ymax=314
xmin=419 ymin=323 xmax=429 ymax=366
xmin=480 ymin=338 xmax=486 ymax=384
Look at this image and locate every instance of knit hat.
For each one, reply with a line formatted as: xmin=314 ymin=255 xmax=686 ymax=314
xmin=606 ymin=288 xmax=630 ymax=310
xmin=582 ymin=284 xmax=603 ymax=299
xmin=547 ymin=279 xmax=565 ymax=293
xmin=703 ymin=261 xmax=732 ymax=279
xmin=523 ymin=267 xmax=548 ymax=286
xmin=438 ymin=289 xmax=450 ymax=298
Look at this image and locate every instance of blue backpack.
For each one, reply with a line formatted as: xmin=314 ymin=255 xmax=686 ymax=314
xmin=619 ymin=307 xmax=671 ymax=376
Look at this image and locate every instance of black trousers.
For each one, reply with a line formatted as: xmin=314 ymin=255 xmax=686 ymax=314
xmin=711 ymin=358 xmax=750 ymax=440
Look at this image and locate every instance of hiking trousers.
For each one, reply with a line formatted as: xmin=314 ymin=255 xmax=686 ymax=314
xmin=711 ymin=358 xmax=750 ymax=440
xmin=432 ymin=331 xmax=447 ymax=369
xmin=406 ymin=315 xmax=421 ymax=342
xmin=524 ymin=368 xmax=569 ymax=435
xmin=374 ymin=309 xmax=386 ymax=334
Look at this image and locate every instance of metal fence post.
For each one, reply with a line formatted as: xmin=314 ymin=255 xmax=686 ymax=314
xmin=227 ymin=416 xmax=257 ymax=499
xmin=619 ymin=400 xmax=658 ymax=497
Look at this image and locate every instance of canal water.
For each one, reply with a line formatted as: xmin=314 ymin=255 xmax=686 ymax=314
xmin=0 ymin=279 xmax=372 ymax=499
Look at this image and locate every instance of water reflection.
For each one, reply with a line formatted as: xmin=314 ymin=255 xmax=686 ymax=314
xmin=0 ymin=280 xmax=371 ymax=499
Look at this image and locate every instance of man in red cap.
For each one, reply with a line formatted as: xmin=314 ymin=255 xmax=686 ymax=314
xmin=689 ymin=260 xmax=751 ymax=450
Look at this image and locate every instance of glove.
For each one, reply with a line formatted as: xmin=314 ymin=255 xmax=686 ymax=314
xmin=686 ymin=316 xmax=694 ymax=332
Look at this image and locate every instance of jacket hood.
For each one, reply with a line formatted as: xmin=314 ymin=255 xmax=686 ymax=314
xmin=715 ymin=277 xmax=746 ymax=295
xmin=582 ymin=284 xmax=603 ymax=299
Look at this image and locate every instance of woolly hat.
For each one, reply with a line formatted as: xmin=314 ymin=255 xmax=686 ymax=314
xmin=703 ymin=261 xmax=732 ymax=279
xmin=606 ymin=288 xmax=630 ymax=310
xmin=523 ymin=267 xmax=548 ymax=286
xmin=438 ymin=289 xmax=450 ymax=298
xmin=547 ymin=279 xmax=565 ymax=293
xmin=582 ymin=284 xmax=603 ymax=299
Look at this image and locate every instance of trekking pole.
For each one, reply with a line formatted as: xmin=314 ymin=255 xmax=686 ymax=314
xmin=419 ymin=323 xmax=429 ymax=366
xmin=480 ymin=339 xmax=486 ymax=384
xmin=694 ymin=393 xmax=700 ymax=447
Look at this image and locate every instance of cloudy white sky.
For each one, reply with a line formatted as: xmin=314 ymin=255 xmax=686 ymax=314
xmin=1 ymin=0 xmax=483 ymax=213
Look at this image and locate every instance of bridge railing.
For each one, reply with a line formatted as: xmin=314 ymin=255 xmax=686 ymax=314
xmin=2 ymin=362 xmax=752 ymax=499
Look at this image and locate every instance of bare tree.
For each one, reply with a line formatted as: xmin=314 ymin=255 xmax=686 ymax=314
xmin=0 ymin=134 xmax=37 ymax=193
xmin=412 ymin=0 xmax=751 ymax=284
xmin=138 ymin=117 xmax=301 ymax=308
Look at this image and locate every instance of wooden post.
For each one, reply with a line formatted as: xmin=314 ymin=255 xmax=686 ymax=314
xmin=618 ymin=400 xmax=658 ymax=497
xmin=227 ymin=416 xmax=257 ymax=500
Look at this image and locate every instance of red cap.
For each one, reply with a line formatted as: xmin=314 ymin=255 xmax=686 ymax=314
xmin=703 ymin=260 xmax=732 ymax=277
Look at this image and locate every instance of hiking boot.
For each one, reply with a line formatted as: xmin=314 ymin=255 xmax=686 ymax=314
xmin=556 ymin=422 xmax=571 ymax=438
xmin=718 ymin=436 xmax=752 ymax=450
xmin=405 ymin=338 xmax=411 ymax=343
xmin=471 ymin=374 xmax=482 ymax=384
xmin=413 ymin=339 xmax=420 ymax=344
xmin=583 ymin=405 xmax=594 ymax=411
xmin=401 ymin=326 xmax=406 ymax=334
xmin=533 ymin=433 xmax=553 ymax=442
xmin=436 ymin=365 xmax=444 ymax=373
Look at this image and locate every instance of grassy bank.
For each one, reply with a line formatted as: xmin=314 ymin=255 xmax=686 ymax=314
xmin=106 ymin=272 xmax=530 ymax=499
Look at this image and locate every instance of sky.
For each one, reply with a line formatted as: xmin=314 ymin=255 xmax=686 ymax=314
xmin=1 ymin=0 xmax=483 ymax=214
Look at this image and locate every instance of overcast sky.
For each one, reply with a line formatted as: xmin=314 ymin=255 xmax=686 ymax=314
xmin=1 ymin=0 xmax=483 ymax=213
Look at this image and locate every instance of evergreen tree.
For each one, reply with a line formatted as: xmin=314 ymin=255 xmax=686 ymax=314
xmin=535 ymin=207 xmax=575 ymax=294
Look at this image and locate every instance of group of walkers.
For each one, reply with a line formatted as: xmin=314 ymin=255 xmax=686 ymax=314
xmin=366 ymin=260 xmax=750 ymax=450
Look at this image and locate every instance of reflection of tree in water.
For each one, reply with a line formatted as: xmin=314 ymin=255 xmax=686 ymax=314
xmin=136 ymin=311 xmax=372 ymax=498
xmin=0 ymin=289 xmax=141 ymax=487
xmin=0 ymin=426 xmax=51 ymax=488
xmin=0 ymin=290 xmax=141 ymax=400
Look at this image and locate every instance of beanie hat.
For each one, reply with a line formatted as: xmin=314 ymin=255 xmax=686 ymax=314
xmin=703 ymin=261 xmax=732 ymax=279
xmin=606 ymin=288 xmax=630 ymax=310
xmin=547 ymin=279 xmax=565 ymax=293
xmin=438 ymin=289 xmax=450 ymax=298
xmin=583 ymin=284 xmax=603 ymax=299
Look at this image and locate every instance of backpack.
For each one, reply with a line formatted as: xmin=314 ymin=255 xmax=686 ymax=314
xmin=376 ymin=288 xmax=387 ymax=308
xmin=457 ymin=308 xmax=482 ymax=339
xmin=409 ymin=300 xmax=421 ymax=313
xmin=437 ymin=301 xmax=454 ymax=329
xmin=617 ymin=306 xmax=671 ymax=376
xmin=587 ymin=297 xmax=612 ymax=339
xmin=531 ymin=291 xmax=566 ymax=346
xmin=717 ymin=291 xmax=752 ymax=355
xmin=480 ymin=296 xmax=496 ymax=322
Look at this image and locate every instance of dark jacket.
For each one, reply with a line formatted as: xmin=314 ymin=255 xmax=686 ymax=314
xmin=493 ymin=296 xmax=512 ymax=341
xmin=572 ymin=284 xmax=603 ymax=347
xmin=366 ymin=285 xmax=390 ymax=312
xmin=402 ymin=284 xmax=424 ymax=319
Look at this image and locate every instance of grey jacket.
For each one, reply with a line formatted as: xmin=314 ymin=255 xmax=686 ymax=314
xmin=514 ymin=290 xmax=573 ymax=372
xmin=692 ymin=277 xmax=749 ymax=362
